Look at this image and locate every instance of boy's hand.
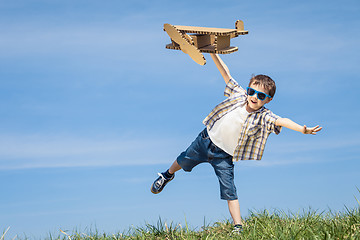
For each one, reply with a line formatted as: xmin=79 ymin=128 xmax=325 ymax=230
xmin=302 ymin=125 xmax=322 ymax=135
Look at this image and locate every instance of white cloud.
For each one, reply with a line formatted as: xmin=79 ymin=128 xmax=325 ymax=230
xmin=0 ymin=132 xmax=357 ymax=170
xmin=0 ymin=134 xmax=182 ymax=170
xmin=267 ymin=137 xmax=360 ymax=154
xmin=238 ymin=135 xmax=360 ymax=168
xmin=0 ymin=24 xmax=161 ymax=56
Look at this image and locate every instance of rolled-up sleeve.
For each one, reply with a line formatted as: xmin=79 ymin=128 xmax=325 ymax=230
xmin=264 ymin=112 xmax=282 ymax=135
xmin=224 ymin=78 xmax=245 ymax=97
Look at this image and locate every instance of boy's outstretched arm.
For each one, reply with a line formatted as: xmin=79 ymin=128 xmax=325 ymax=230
xmin=275 ymin=118 xmax=322 ymax=135
xmin=210 ymin=53 xmax=232 ymax=84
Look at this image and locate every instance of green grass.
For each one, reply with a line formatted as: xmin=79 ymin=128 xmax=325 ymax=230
xmin=3 ymin=191 xmax=360 ymax=240
xmin=3 ymin=207 xmax=359 ymax=240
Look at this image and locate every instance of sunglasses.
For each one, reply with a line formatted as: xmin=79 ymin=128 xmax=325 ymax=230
xmin=246 ymin=87 xmax=272 ymax=101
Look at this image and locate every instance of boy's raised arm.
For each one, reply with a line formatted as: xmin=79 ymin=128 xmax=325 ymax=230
xmin=210 ymin=53 xmax=232 ymax=84
xmin=275 ymin=117 xmax=322 ymax=135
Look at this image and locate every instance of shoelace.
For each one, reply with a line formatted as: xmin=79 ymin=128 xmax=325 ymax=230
xmin=156 ymin=173 xmax=166 ymax=187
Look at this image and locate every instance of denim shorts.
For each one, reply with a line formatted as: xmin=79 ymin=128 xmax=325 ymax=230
xmin=176 ymin=128 xmax=237 ymax=200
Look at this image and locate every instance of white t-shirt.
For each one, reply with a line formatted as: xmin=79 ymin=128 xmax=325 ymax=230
xmin=207 ymin=104 xmax=249 ymax=156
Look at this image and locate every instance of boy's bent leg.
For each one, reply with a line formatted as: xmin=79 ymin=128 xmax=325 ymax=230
xmin=151 ymin=129 xmax=209 ymax=194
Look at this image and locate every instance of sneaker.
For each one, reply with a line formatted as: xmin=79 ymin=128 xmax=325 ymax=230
xmin=232 ymin=224 xmax=243 ymax=234
xmin=150 ymin=172 xmax=174 ymax=194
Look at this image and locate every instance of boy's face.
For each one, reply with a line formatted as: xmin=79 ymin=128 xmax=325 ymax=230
xmin=246 ymin=83 xmax=272 ymax=112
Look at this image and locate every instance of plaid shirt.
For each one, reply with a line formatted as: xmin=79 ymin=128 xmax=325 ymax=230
xmin=203 ymin=78 xmax=282 ymax=161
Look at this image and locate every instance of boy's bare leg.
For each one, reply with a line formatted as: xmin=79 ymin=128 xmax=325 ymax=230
xmin=169 ymin=160 xmax=182 ymax=174
xmin=227 ymin=199 xmax=243 ymax=225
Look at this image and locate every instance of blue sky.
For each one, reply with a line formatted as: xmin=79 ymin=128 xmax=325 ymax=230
xmin=1 ymin=0 xmax=360 ymax=238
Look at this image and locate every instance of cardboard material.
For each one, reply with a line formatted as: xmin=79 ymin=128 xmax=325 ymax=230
xmin=164 ymin=20 xmax=248 ymax=65
xmin=163 ymin=23 xmax=206 ymax=65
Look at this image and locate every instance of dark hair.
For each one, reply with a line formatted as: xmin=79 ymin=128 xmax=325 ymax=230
xmin=248 ymin=74 xmax=276 ymax=97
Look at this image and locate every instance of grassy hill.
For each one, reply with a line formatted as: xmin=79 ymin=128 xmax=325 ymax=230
xmin=122 ymin=207 xmax=360 ymax=240
xmin=4 ymin=207 xmax=357 ymax=240
xmin=3 ymin=194 xmax=360 ymax=239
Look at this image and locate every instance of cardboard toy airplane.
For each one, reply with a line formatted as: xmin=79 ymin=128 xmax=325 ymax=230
xmin=164 ymin=20 xmax=248 ymax=65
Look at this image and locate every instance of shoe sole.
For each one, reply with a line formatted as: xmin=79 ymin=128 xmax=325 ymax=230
xmin=150 ymin=184 xmax=160 ymax=194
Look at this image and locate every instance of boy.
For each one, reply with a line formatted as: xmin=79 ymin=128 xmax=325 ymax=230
xmin=150 ymin=53 xmax=322 ymax=233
